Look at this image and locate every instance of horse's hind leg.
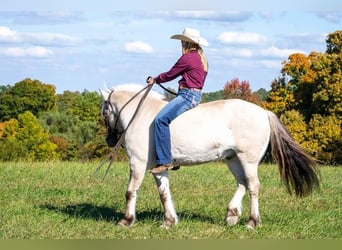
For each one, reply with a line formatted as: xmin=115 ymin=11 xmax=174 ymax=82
xmin=226 ymin=155 xmax=261 ymax=228
xmin=237 ymin=153 xmax=261 ymax=228
xmin=152 ymin=171 xmax=178 ymax=228
xmin=226 ymin=156 xmax=247 ymax=226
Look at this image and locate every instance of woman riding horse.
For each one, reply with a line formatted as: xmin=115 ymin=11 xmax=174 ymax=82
xmin=147 ymin=28 xmax=209 ymax=174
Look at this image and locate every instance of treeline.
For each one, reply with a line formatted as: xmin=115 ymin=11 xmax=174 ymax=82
xmin=0 ymin=79 xmax=109 ymax=161
xmin=0 ymin=31 xmax=341 ymax=164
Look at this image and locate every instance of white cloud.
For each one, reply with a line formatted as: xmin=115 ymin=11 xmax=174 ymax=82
xmin=260 ymin=46 xmax=305 ymax=58
xmin=218 ymin=31 xmax=267 ymax=45
xmin=174 ymin=11 xmax=252 ymax=22
xmin=0 ymin=46 xmax=53 ymax=57
xmin=316 ymin=12 xmax=342 ymax=24
xmin=124 ymin=41 xmax=153 ymax=53
xmin=223 ymin=47 xmax=254 ymax=58
xmin=24 ymin=32 xmax=81 ymax=46
xmin=259 ymin=60 xmax=282 ymax=69
xmin=0 ymin=26 xmax=81 ymax=46
xmin=0 ymin=26 xmax=20 ymax=42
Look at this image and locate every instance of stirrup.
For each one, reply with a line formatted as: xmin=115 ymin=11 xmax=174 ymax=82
xmin=150 ymin=164 xmax=177 ymax=174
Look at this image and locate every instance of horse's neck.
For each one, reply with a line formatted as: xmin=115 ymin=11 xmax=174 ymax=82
xmin=115 ymin=91 xmax=165 ymax=127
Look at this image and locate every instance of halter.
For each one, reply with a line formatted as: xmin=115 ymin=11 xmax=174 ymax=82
xmin=94 ymin=84 xmax=153 ymax=178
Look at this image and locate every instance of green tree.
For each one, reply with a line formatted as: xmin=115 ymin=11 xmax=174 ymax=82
xmin=311 ymin=52 xmax=342 ymax=119
xmin=0 ymin=111 xmax=58 ymax=161
xmin=0 ymin=119 xmax=20 ymax=161
xmin=39 ymin=90 xmax=103 ymax=160
xmin=326 ymin=30 xmax=342 ymax=54
xmin=201 ymin=90 xmax=224 ymax=103
xmin=264 ymin=77 xmax=295 ymax=115
xmin=61 ymin=90 xmax=101 ymax=122
xmin=0 ymin=78 xmax=57 ymax=121
xmin=254 ymin=88 xmax=268 ymax=101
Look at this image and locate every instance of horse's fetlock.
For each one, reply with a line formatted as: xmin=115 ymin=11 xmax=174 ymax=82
xmin=125 ymin=190 xmax=134 ymax=201
xmin=227 ymin=207 xmax=241 ymax=217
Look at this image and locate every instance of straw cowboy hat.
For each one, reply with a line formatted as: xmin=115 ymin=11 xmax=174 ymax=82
xmin=171 ymin=28 xmax=209 ymax=47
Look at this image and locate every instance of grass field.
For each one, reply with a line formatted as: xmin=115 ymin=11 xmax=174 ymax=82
xmin=0 ymin=161 xmax=341 ymax=239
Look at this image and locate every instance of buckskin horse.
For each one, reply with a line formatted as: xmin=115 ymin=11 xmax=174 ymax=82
xmin=100 ymin=84 xmax=319 ymax=229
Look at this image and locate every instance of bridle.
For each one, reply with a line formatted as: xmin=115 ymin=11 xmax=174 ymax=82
xmin=102 ymin=82 xmax=177 ymax=145
xmin=102 ymin=90 xmax=123 ymax=146
xmin=103 ymin=85 xmax=153 ymax=141
xmin=94 ymin=84 xmax=153 ymax=178
xmin=94 ymin=83 xmax=177 ymax=179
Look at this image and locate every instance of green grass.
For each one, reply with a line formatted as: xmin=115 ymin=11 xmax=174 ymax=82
xmin=0 ymin=161 xmax=341 ymax=239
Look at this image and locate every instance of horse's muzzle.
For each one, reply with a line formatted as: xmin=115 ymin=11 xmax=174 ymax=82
xmin=106 ymin=131 xmax=120 ymax=147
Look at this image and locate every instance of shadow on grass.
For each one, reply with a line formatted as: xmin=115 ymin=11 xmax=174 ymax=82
xmin=38 ymin=203 xmax=218 ymax=225
xmin=39 ymin=203 xmax=123 ymax=223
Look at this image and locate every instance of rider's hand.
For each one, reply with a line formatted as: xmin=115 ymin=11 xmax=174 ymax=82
xmin=146 ymin=76 xmax=155 ymax=85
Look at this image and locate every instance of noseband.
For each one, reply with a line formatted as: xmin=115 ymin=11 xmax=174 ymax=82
xmin=103 ymin=90 xmax=123 ymax=147
xmin=103 ymin=85 xmax=153 ymax=147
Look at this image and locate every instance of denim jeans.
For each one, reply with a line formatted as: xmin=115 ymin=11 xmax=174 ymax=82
xmin=154 ymin=89 xmax=202 ymax=165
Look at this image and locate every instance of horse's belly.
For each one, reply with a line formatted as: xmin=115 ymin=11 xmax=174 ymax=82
xmin=171 ymin=128 xmax=235 ymax=165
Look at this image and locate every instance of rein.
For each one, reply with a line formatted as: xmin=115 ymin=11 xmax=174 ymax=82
xmin=93 ymin=84 xmax=153 ymax=179
xmin=156 ymin=83 xmax=177 ymax=96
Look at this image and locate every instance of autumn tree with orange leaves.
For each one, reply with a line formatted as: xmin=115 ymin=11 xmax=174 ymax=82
xmin=266 ymin=30 xmax=342 ymax=164
xmin=223 ymin=78 xmax=260 ymax=104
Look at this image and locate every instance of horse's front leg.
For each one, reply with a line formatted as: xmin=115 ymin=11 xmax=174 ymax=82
xmin=152 ymin=171 xmax=178 ymax=228
xmin=118 ymin=166 xmax=145 ymax=227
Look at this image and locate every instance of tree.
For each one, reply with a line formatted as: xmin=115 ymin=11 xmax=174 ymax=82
xmin=311 ymin=52 xmax=342 ymax=119
xmin=223 ymin=78 xmax=260 ymax=104
xmin=57 ymin=90 xmax=101 ymax=122
xmin=265 ymin=30 xmax=342 ymax=164
xmin=280 ymin=53 xmax=318 ymax=120
xmin=303 ymin=114 xmax=341 ymax=164
xmin=280 ymin=110 xmax=307 ymax=145
xmin=39 ymin=90 xmax=103 ymax=160
xmin=0 ymin=111 xmax=58 ymax=161
xmin=254 ymin=88 xmax=268 ymax=101
xmin=264 ymin=77 xmax=295 ymax=116
xmin=201 ymin=90 xmax=224 ymax=103
xmin=326 ymin=30 xmax=342 ymax=54
xmin=0 ymin=78 xmax=57 ymax=122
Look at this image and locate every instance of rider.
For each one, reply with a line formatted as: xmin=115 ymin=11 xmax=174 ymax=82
xmin=147 ymin=28 xmax=209 ymax=173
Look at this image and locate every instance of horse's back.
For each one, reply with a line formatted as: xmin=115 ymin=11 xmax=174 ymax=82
xmin=170 ymin=99 xmax=270 ymax=164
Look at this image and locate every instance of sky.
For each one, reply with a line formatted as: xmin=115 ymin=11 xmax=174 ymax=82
xmin=0 ymin=1 xmax=341 ymax=93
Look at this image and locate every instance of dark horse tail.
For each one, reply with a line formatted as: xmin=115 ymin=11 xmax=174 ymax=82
xmin=267 ymin=111 xmax=320 ymax=197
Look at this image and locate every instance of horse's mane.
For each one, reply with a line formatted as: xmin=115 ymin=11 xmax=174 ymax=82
xmin=113 ymin=83 xmax=165 ymax=101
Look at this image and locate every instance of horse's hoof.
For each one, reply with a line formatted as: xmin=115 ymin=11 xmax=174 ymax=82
xmin=160 ymin=223 xmax=171 ymax=230
xmin=118 ymin=219 xmax=133 ymax=228
xmin=226 ymin=215 xmax=239 ymax=226
xmin=160 ymin=217 xmax=177 ymax=229
xmin=246 ymin=216 xmax=261 ymax=229
xmin=226 ymin=207 xmax=241 ymax=226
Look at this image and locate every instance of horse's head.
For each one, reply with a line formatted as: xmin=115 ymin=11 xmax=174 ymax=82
xmin=100 ymin=88 xmax=123 ymax=147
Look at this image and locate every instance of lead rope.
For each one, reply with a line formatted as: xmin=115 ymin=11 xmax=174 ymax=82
xmin=93 ymin=84 xmax=153 ymax=179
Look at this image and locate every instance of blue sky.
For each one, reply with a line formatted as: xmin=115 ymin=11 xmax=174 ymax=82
xmin=0 ymin=1 xmax=341 ymax=93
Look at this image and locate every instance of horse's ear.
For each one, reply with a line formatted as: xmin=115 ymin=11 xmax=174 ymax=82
xmin=99 ymin=89 xmax=108 ymax=99
xmin=104 ymin=81 xmax=112 ymax=92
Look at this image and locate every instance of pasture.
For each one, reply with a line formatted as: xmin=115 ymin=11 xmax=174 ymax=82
xmin=0 ymin=161 xmax=341 ymax=239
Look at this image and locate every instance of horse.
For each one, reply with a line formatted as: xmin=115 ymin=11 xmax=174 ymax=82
xmin=99 ymin=84 xmax=320 ymax=229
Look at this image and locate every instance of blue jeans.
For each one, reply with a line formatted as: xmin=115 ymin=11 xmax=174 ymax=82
xmin=154 ymin=89 xmax=202 ymax=165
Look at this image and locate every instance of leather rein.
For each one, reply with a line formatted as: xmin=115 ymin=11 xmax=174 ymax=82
xmin=93 ymin=84 xmax=154 ymax=178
